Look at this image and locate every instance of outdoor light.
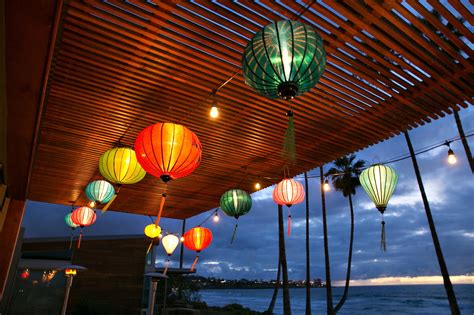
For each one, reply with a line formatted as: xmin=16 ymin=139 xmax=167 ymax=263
xmin=359 ymin=164 xmax=398 ymax=251
xmin=273 ymin=178 xmax=305 ymax=236
xmin=162 ymin=234 xmax=180 ymax=256
xmin=99 ymin=147 xmax=146 ymax=185
xmin=60 ymin=265 xmax=86 ymax=315
xmin=213 ymin=211 xmax=220 ymax=222
xmin=323 ymin=179 xmax=330 ymax=192
xmin=242 ymin=20 xmax=326 ymax=100
xmin=255 ymin=182 xmax=261 ymax=190
xmin=135 ymin=122 xmax=202 ymax=183
xmin=220 ymin=189 xmax=253 ymax=243
xmin=210 ymin=90 xmax=219 ymax=119
xmin=183 ymin=227 xmax=213 ymax=271
xmin=65 ymin=268 xmax=77 ymax=276
xmin=447 ymin=148 xmax=457 ymax=164
xmin=180 ymin=236 xmax=185 ymax=243
xmin=20 ymin=269 xmax=30 ymax=279
xmin=85 ymin=180 xmax=115 ymax=205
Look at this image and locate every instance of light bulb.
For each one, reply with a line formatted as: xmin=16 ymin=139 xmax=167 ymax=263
xmin=88 ymin=201 xmax=96 ymax=208
xmin=447 ymin=149 xmax=457 ymax=165
xmin=323 ymin=180 xmax=330 ymax=192
xmin=210 ymin=106 xmax=219 ymax=118
xmin=180 ymin=236 xmax=185 ymax=243
xmin=158 ymin=233 xmax=163 ymax=239
xmin=255 ymin=182 xmax=261 ymax=190
xmin=213 ymin=213 xmax=219 ymax=222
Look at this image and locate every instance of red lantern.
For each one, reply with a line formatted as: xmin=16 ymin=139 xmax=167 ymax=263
xmin=183 ymin=227 xmax=212 ymax=271
xmin=134 ymin=122 xmax=202 ymax=183
xmin=20 ymin=269 xmax=30 ymax=279
xmin=71 ymin=207 xmax=96 ymax=227
xmin=273 ymin=178 xmax=305 ymax=236
xmin=71 ymin=207 xmax=96 ymax=249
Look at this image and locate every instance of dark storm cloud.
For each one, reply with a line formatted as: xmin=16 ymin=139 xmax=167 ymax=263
xmin=22 ymin=108 xmax=474 ymax=281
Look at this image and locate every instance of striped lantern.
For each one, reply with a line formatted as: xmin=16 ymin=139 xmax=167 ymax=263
xmin=99 ymin=147 xmax=146 ymax=185
xmin=183 ymin=227 xmax=212 ymax=271
xmin=64 ymin=213 xmax=79 ymax=229
xmin=220 ymin=189 xmax=253 ymax=243
xmin=273 ymin=178 xmax=305 ymax=236
xmin=359 ymin=164 xmax=398 ymax=251
xmin=144 ymin=224 xmax=162 ymax=239
xmin=134 ymin=123 xmax=202 ymax=183
xmin=85 ymin=180 xmax=115 ymax=204
xmin=71 ymin=207 xmax=96 ymax=227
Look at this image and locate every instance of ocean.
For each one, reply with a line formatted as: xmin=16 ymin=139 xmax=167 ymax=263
xmin=200 ymin=285 xmax=474 ymax=314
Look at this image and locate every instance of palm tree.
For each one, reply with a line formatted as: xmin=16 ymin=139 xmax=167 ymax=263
xmin=267 ymin=260 xmax=281 ymax=314
xmin=278 ymin=204 xmax=291 ymax=314
xmin=325 ymin=155 xmax=365 ymax=313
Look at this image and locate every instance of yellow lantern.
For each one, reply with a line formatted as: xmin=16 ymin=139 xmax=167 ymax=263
xmin=99 ymin=147 xmax=146 ymax=185
xmin=144 ymin=224 xmax=162 ymax=239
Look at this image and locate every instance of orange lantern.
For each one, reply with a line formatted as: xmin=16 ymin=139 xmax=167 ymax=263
xmin=273 ymin=178 xmax=305 ymax=236
xmin=134 ymin=122 xmax=202 ymax=183
xmin=71 ymin=207 xmax=96 ymax=249
xmin=183 ymin=227 xmax=212 ymax=271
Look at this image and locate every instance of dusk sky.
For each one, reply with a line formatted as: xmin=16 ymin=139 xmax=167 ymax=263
xmin=23 ymin=106 xmax=473 ymax=283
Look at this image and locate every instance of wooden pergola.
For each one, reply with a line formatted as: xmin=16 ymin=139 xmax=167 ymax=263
xmin=5 ymin=0 xmax=473 ymax=219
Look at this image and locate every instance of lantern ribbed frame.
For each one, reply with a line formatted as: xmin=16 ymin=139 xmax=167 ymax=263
xmin=71 ymin=207 xmax=96 ymax=227
xmin=85 ymin=180 xmax=115 ymax=204
xmin=99 ymin=147 xmax=146 ymax=185
xmin=65 ymin=213 xmax=79 ymax=229
xmin=134 ymin=122 xmax=202 ymax=182
xmin=359 ymin=164 xmax=398 ymax=213
xmin=219 ymin=189 xmax=252 ymax=219
xmin=144 ymin=224 xmax=162 ymax=239
xmin=273 ymin=178 xmax=305 ymax=207
xmin=242 ymin=20 xmax=326 ymax=99
xmin=162 ymin=234 xmax=180 ymax=256
xmin=183 ymin=227 xmax=212 ymax=253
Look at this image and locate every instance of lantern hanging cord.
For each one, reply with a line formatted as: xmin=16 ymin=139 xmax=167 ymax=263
xmin=196 ymin=208 xmax=219 ymax=227
xmin=178 ymin=70 xmax=240 ymax=124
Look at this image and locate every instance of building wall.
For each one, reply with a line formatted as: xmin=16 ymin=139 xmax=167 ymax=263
xmin=22 ymin=236 xmax=149 ymax=314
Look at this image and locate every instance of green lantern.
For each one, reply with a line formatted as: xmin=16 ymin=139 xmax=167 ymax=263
xmin=65 ymin=213 xmax=79 ymax=229
xmin=359 ymin=164 xmax=398 ymax=251
xmin=85 ymin=180 xmax=115 ymax=204
xmin=219 ymin=189 xmax=252 ymax=243
xmin=242 ymin=20 xmax=326 ymax=100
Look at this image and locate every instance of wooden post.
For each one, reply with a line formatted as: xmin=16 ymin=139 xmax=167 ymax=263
xmin=453 ymin=110 xmax=474 ymax=173
xmin=179 ymin=219 xmax=186 ymax=269
xmin=320 ymin=166 xmax=334 ymax=315
xmin=304 ymin=172 xmax=311 ymax=315
xmin=404 ymin=131 xmax=460 ymax=315
xmin=278 ymin=204 xmax=291 ymax=315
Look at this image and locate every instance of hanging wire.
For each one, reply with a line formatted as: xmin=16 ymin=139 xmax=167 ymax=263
xmin=196 ymin=208 xmax=220 ymax=227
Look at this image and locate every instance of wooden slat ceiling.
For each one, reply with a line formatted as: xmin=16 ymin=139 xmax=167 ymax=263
xmin=27 ymin=0 xmax=473 ymax=219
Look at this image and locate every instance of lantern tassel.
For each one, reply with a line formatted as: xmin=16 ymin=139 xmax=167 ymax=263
xmin=154 ymin=192 xmax=167 ymax=226
xmin=230 ymin=223 xmax=238 ymax=244
xmin=146 ymin=240 xmax=153 ymax=255
xmin=287 ymin=214 xmax=292 ymax=236
xmin=283 ymin=110 xmax=296 ymax=163
xmin=101 ymin=194 xmax=118 ymax=214
xmin=190 ymin=255 xmax=199 ymax=271
xmin=381 ymin=219 xmax=386 ymax=252
xmin=77 ymin=229 xmax=83 ymax=249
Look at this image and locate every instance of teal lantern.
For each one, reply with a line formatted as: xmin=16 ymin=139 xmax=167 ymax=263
xmin=65 ymin=213 xmax=79 ymax=229
xmin=85 ymin=180 xmax=115 ymax=204
xmin=242 ymin=20 xmax=326 ymax=100
xmin=220 ymin=189 xmax=252 ymax=243
xmin=359 ymin=164 xmax=398 ymax=251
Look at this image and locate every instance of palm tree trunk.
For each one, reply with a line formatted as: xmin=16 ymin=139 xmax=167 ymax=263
xmin=404 ymin=131 xmax=460 ymax=315
xmin=453 ymin=110 xmax=474 ymax=173
xmin=267 ymin=260 xmax=281 ymax=314
xmin=304 ymin=172 xmax=311 ymax=315
xmin=278 ymin=204 xmax=291 ymax=315
xmin=334 ymin=194 xmax=354 ymax=313
xmin=320 ymin=166 xmax=334 ymax=315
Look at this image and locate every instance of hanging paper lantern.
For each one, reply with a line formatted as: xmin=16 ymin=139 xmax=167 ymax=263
xmin=162 ymin=234 xmax=180 ymax=256
xmin=20 ymin=269 xmax=30 ymax=279
xmin=134 ymin=122 xmax=202 ymax=183
xmin=220 ymin=189 xmax=252 ymax=219
xmin=242 ymin=20 xmax=326 ymax=100
xmin=273 ymin=178 xmax=305 ymax=207
xmin=85 ymin=180 xmax=115 ymax=204
xmin=99 ymin=147 xmax=146 ymax=185
xmin=144 ymin=224 xmax=162 ymax=239
xmin=183 ymin=227 xmax=212 ymax=271
xmin=71 ymin=207 xmax=96 ymax=227
xmin=273 ymin=178 xmax=305 ymax=236
xmin=220 ymin=189 xmax=252 ymax=243
xmin=359 ymin=164 xmax=398 ymax=251
xmin=65 ymin=213 xmax=79 ymax=229
xmin=359 ymin=164 xmax=398 ymax=213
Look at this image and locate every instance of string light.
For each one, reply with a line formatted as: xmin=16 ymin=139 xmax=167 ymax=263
xmin=323 ymin=179 xmax=330 ymax=192
xmin=255 ymin=182 xmax=261 ymax=190
xmin=213 ymin=211 xmax=220 ymax=222
xmin=88 ymin=201 xmax=96 ymax=208
xmin=180 ymin=236 xmax=185 ymax=242
xmin=445 ymin=141 xmax=457 ymax=165
xmin=210 ymin=89 xmax=219 ymax=119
